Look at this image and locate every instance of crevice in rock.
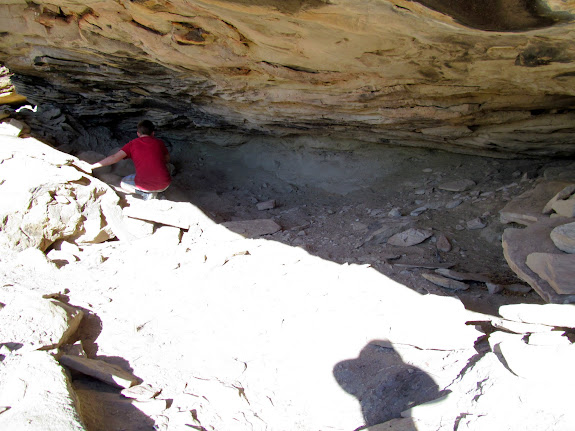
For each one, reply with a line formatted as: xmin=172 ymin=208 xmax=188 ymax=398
xmin=411 ymin=0 xmax=570 ymax=31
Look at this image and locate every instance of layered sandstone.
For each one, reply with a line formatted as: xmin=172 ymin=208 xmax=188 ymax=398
xmin=0 ymin=0 xmax=574 ymax=156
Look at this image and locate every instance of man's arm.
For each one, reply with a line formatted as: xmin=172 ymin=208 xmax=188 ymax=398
xmin=91 ymin=150 xmax=127 ymax=169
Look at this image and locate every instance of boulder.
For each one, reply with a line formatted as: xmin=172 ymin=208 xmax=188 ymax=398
xmin=0 ymin=351 xmax=86 ymax=431
xmin=0 ymin=118 xmax=30 ymax=136
xmin=0 ymin=135 xmax=120 ymax=251
xmin=0 ymin=293 xmax=83 ymax=350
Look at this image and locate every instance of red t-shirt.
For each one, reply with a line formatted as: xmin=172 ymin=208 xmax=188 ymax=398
xmin=121 ymin=136 xmax=171 ymax=191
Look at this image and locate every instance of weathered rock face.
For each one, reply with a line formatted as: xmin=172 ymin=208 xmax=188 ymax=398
xmin=1 ymin=0 xmax=575 ymax=157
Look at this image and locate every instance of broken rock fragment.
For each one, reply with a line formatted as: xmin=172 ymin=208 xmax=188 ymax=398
xmin=422 ymin=273 xmax=469 ymax=291
xmin=542 ymin=184 xmax=575 ymax=214
xmin=59 ymin=355 xmax=140 ymax=389
xmin=550 ymin=195 xmax=575 ymax=217
xmin=221 ymin=219 xmax=281 ymax=238
xmin=526 ymin=252 xmax=575 ymax=295
xmin=0 ymin=293 xmax=83 ymax=350
xmin=500 ymin=181 xmax=572 ymax=225
xmin=387 ymin=228 xmax=432 ymax=247
xmin=438 ymin=179 xmax=475 ymax=192
xmin=466 ymin=217 xmax=486 ymax=230
xmin=435 ymin=233 xmax=452 ymax=252
xmin=434 ymin=268 xmax=490 ymax=282
xmin=502 ymin=217 xmax=575 ymax=303
xmin=497 ymin=338 xmax=575 ymax=383
xmin=550 ymin=222 xmax=575 ymax=253
xmin=256 ymin=199 xmax=276 ymax=210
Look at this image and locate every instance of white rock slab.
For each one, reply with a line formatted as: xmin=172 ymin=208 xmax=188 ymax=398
xmin=491 ymin=318 xmax=553 ymax=334
xmin=386 ymin=295 xmax=481 ymax=350
xmin=124 ymin=199 xmax=212 ymax=230
xmin=528 ymin=332 xmax=572 ymax=346
xmin=499 ymin=303 xmax=575 ymax=328
xmin=498 ymin=338 xmax=575 ymax=383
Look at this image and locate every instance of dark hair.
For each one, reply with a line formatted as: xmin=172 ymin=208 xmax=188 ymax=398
xmin=137 ymin=120 xmax=155 ymax=136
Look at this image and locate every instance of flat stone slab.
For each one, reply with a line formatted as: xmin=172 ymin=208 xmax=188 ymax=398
xmin=499 ymin=303 xmax=575 ymax=328
xmin=491 ymin=318 xmax=553 ymax=334
xmin=526 ymin=252 xmax=575 ymax=295
xmin=434 ymin=268 xmax=491 ymax=282
xmin=438 ymin=179 xmax=475 ymax=192
xmin=59 ymin=355 xmax=139 ymax=389
xmin=422 ymin=273 xmax=469 ymax=291
xmin=500 ymin=181 xmax=573 ymax=225
xmin=220 ymin=219 xmax=281 ymax=238
xmin=542 ymin=184 xmax=575 ymax=214
xmin=498 ymin=338 xmax=575 ymax=383
xmin=502 ymin=217 xmax=575 ymax=303
xmin=387 ymin=228 xmax=432 ymax=247
xmin=551 ymin=195 xmax=575 ymax=217
xmin=123 ymin=199 xmax=212 ymax=230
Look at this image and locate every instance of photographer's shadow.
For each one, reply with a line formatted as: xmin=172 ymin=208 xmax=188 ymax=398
xmin=333 ymin=340 xmax=446 ymax=430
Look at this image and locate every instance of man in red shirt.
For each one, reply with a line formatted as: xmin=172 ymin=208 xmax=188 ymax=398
xmin=91 ymin=120 xmax=171 ymax=200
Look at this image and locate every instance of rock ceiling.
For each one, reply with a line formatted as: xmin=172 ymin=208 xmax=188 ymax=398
xmin=0 ymin=0 xmax=574 ymax=156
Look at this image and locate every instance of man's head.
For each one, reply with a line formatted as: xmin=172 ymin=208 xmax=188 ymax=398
xmin=137 ymin=120 xmax=155 ymax=137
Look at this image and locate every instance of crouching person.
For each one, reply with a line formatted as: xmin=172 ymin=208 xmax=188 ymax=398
xmin=91 ymin=120 xmax=171 ymax=200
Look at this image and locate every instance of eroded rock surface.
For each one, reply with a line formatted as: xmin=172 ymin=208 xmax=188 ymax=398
xmin=0 ymin=0 xmax=575 ymax=158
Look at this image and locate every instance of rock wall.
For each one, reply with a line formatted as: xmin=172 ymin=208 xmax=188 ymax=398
xmin=0 ymin=0 xmax=575 ymax=157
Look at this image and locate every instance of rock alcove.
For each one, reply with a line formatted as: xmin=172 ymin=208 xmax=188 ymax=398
xmin=1 ymin=0 xmax=575 ymax=430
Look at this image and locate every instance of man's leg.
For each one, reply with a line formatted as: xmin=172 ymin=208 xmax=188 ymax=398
xmin=121 ymin=175 xmax=170 ymax=200
xmin=120 ymin=174 xmax=138 ymax=194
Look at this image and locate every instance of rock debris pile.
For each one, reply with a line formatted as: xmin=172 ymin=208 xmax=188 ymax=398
xmin=1 ymin=115 xmax=575 ymax=430
xmin=500 ymin=180 xmax=575 ymax=303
